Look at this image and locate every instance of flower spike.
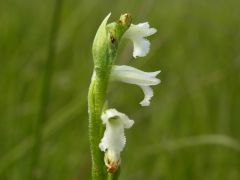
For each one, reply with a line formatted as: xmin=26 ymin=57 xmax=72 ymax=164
xmin=123 ymin=22 xmax=157 ymax=58
xmin=89 ymin=13 xmax=159 ymax=178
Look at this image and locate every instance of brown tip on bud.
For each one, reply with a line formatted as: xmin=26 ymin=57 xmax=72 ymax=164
xmin=104 ymin=150 xmax=121 ymax=173
xmin=107 ymin=162 xmax=119 ymax=173
xmin=118 ymin=13 xmax=132 ymax=27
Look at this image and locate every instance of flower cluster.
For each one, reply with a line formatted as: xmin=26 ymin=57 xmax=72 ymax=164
xmin=98 ymin=14 xmax=160 ymax=172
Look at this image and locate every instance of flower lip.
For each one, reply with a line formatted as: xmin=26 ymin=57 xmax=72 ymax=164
xmin=123 ymin=22 xmax=157 ymax=58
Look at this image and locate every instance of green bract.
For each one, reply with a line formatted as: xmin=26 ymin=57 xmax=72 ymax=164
xmin=92 ymin=13 xmax=131 ymax=76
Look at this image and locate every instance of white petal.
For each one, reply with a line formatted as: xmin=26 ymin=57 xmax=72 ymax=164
xmin=99 ymin=109 xmax=134 ymax=154
xmin=111 ymin=65 xmax=160 ymax=106
xmin=132 ymin=37 xmax=150 ymax=58
xmin=112 ymin=65 xmax=161 ymax=86
xmin=99 ymin=109 xmax=133 ymax=171
xmin=135 ymin=23 xmax=157 ymax=36
xmin=124 ymin=23 xmax=157 ymax=38
xmin=101 ymin=108 xmax=134 ymax=128
xmin=123 ymin=22 xmax=157 ymax=58
xmin=140 ymin=86 xmax=153 ymax=106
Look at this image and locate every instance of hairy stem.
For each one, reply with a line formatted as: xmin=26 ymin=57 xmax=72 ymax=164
xmin=88 ymin=71 xmax=110 ymax=179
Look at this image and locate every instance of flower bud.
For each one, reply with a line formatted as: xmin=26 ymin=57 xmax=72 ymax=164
xmin=92 ymin=13 xmax=132 ymax=76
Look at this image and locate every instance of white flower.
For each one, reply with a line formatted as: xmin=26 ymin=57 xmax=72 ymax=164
xmin=111 ymin=65 xmax=161 ymax=106
xmin=123 ymin=22 xmax=157 ymax=58
xmin=99 ymin=108 xmax=134 ymax=172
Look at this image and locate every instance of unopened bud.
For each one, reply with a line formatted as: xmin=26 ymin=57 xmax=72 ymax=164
xmin=104 ymin=150 xmax=121 ymax=173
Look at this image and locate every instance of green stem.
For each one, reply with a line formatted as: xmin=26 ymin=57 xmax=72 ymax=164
xmin=108 ymin=169 xmax=120 ymax=180
xmin=31 ymin=0 xmax=62 ymax=179
xmin=107 ymin=173 xmax=113 ymax=180
xmin=88 ymin=49 xmax=120 ymax=180
xmin=88 ymin=70 xmax=111 ymax=180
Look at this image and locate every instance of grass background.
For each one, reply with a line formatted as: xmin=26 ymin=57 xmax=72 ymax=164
xmin=0 ymin=0 xmax=240 ymax=179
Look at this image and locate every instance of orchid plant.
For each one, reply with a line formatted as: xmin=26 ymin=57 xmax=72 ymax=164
xmin=88 ymin=13 xmax=160 ymax=180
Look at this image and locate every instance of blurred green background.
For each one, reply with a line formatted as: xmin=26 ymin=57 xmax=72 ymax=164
xmin=1 ymin=0 xmax=240 ymax=179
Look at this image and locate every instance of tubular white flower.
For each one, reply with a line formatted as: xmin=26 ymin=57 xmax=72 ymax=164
xmin=99 ymin=108 xmax=134 ymax=172
xmin=123 ymin=22 xmax=157 ymax=58
xmin=111 ymin=65 xmax=161 ymax=106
